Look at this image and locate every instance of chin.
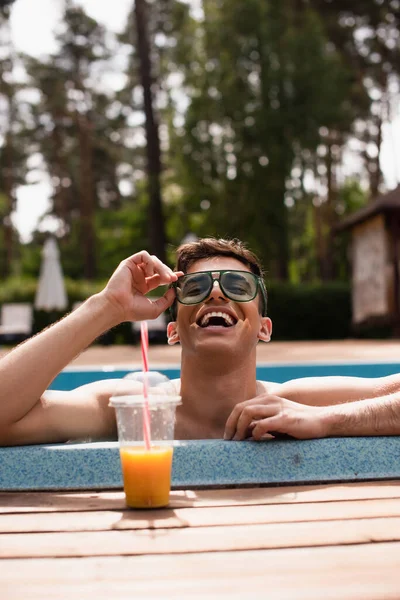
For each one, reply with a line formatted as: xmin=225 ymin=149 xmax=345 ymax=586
xmin=194 ymin=331 xmax=242 ymax=353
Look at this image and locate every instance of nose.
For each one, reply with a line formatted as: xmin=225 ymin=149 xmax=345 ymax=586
xmin=205 ymin=280 xmax=229 ymax=303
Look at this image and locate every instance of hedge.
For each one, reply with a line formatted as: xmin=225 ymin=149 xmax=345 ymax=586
xmin=267 ymin=282 xmax=352 ymax=341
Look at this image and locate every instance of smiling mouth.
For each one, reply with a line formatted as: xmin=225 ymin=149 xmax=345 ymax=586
xmin=197 ymin=311 xmax=237 ymax=328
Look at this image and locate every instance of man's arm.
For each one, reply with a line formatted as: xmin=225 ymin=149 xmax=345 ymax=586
xmin=0 ymin=295 xmax=121 ymax=429
xmin=0 ymin=251 xmax=182 ymax=446
xmin=224 ymin=389 xmax=400 ymax=441
xmin=265 ymin=373 xmax=400 ymax=406
xmin=324 ymin=392 xmax=400 ymax=436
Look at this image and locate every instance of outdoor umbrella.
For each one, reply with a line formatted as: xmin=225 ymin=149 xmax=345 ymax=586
xmin=34 ymin=238 xmax=68 ymax=311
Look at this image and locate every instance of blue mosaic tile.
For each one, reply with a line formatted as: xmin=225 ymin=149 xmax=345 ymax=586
xmin=1 ymin=437 xmax=400 ymax=491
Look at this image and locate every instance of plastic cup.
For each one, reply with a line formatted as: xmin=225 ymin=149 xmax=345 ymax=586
xmin=109 ymin=393 xmax=181 ymax=509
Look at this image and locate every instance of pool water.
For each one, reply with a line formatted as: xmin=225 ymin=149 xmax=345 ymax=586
xmin=49 ymin=362 xmax=400 ymax=391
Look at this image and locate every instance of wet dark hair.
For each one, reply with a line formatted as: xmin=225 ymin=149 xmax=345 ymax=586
xmin=170 ymin=237 xmax=267 ymax=319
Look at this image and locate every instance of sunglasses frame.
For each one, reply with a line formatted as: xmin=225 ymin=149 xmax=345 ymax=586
xmin=171 ymin=269 xmax=268 ymax=317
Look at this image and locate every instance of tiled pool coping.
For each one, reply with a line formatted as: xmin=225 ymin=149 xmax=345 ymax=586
xmin=1 ymin=437 xmax=400 ymax=491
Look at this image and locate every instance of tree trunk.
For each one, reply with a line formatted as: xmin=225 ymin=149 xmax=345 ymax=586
xmin=0 ymin=4 xmax=16 ymax=277
xmin=390 ymin=216 xmax=400 ymax=338
xmin=134 ymin=0 xmax=167 ymax=262
xmin=275 ymin=3 xmax=290 ymax=280
xmin=321 ymin=141 xmax=335 ymax=280
xmin=78 ymin=112 xmax=96 ymax=279
xmin=2 ymin=133 xmax=15 ymax=278
xmin=313 ymin=200 xmax=325 ymax=279
xmin=52 ymin=120 xmax=70 ymax=231
xmin=369 ymin=114 xmax=382 ymax=200
xmin=274 ymin=167 xmax=290 ymax=280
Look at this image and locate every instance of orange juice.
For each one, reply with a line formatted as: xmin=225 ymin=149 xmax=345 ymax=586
xmin=120 ymin=446 xmax=174 ymax=508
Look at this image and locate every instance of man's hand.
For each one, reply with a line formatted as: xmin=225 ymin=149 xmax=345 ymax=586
xmin=100 ymin=251 xmax=183 ymax=324
xmin=224 ymin=394 xmax=331 ymax=441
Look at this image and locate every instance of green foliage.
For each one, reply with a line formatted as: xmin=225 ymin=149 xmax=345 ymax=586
xmin=288 ymin=180 xmax=369 ymax=284
xmin=167 ymin=0 xmax=357 ymax=278
xmin=22 ymin=5 xmax=128 ymax=279
xmin=268 ymin=281 xmax=352 ymax=340
xmin=94 ymin=198 xmax=149 ymax=279
xmin=332 ymin=180 xmax=369 ymax=281
xmin=0 ymin=276 xmax=102 ymax=306
xmin=336 ymin=179 xmax=369 ymax=216
xmin=0 ymin=277 xmax=38 ymax=304
xmin=19 ymin=242 xmax=41 ymax=278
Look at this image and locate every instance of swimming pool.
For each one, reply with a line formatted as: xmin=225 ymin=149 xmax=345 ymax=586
xmin=49 ymin=361 xmax=400 ymax=391
xmin=3 ymin=359 xmax=400 ymax=491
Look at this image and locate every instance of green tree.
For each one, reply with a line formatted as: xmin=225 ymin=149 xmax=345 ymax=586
xmin=118 ymin=0 xmax=173 ymax=263
xmin=0 ymin=5 xmax=27 ymax=276
xmin=24 ymin=4 xmax=128 ymax=279
xmin=310 ymin=0 xmax=400 ymax=198
xmin=168 ymin=0 xmax=354 ymax=279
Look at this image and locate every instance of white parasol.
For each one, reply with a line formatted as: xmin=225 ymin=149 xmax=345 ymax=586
xmin=34 ymin=238 xmax=68 ymax=311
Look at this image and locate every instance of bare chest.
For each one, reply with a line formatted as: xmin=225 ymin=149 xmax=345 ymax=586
xmin=168 ymin=379 xmax=270 ymax=440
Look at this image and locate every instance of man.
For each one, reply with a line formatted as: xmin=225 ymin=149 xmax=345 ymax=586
xmin=0 ymin=237 xmax=399 ymax=446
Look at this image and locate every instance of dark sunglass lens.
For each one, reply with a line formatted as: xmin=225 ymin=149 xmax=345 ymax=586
xmin=222 ymin=272 xmax=257 ymax=300
xmin=178 ymin=273 xmax=211 ymax=304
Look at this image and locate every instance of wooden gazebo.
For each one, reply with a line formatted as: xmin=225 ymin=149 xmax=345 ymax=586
xmin=337 ymin=185 xmax=400 ymax=333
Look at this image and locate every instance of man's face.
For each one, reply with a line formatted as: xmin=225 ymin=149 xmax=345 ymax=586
xmin=167 ymin=256 xmax=272 ymax=354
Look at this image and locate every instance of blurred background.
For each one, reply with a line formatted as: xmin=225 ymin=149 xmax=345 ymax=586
xmin=0 ymin=0 xmax=399 ymax=342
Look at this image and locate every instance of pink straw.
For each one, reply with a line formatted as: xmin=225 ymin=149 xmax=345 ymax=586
xmin=140 ymin=321 xmax=151 ymax=450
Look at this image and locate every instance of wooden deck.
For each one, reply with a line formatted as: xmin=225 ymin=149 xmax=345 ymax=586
xmin=2 ymin=481 xmax=400 ymax=598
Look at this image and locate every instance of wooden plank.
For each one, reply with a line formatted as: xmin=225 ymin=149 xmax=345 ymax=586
xmin=1 ymin=542 xmax=400 ymax=599
xmin=2 ymin=497 xmax=400 ymax=533
xmin=2 ymin=516 xmax=400 ymax=558
xmin=1 ymin=480 xmax=400 ymax=514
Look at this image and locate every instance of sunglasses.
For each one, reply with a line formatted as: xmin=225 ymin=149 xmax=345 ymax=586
xmin=172 ymin=270 xmax=268 ymax=316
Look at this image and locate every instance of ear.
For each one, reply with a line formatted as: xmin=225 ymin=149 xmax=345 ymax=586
xmin=258 ymin=316 xmax=272 ymax=343
xmin=167 ymin=321 xmax=180 ymax=345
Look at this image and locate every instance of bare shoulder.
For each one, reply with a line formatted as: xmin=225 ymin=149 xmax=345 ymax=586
xmin=62 ymin=377 xmax=183 ymax=402
xmin=256 ymin=380 xmax=276 ymax=394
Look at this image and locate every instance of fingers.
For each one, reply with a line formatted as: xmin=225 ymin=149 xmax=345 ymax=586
xmin=129 ymin=251 xmax=182 ymax=285
xmin=233 ymin=405 xmax=276 ymax=440
xmin=226 ymin=404 xmax=293 ymax=441
xmin=151 ymin=288 xmax=175 ymax=313
xmin=224 ymin=404 xmax=242 ymax=440
xmin=102 ymin=251 xmax=183 ymax=324
xmin=224 ymin=396 xmax=273 ymax=440
xmin=136 ymin=288 xmax=176 ymax=321
xmin=224 ymin=397 xmax=327 ymax=442
xmin=251 ymin=416 xmax=286 ymax=440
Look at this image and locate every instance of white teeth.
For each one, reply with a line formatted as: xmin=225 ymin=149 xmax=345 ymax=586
xmin=200 ymin=311 xmax=235 ymax=327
